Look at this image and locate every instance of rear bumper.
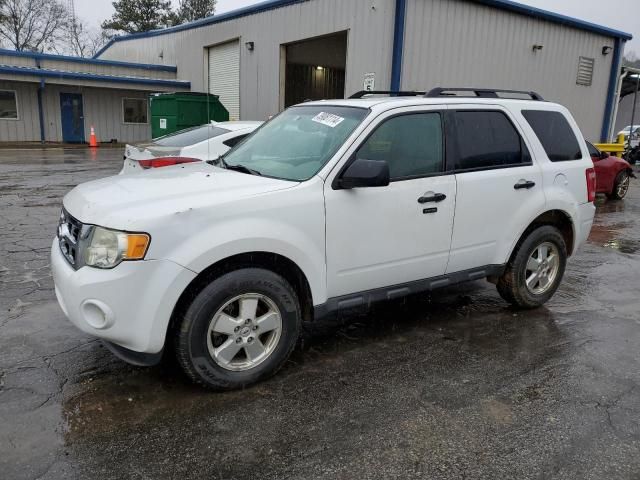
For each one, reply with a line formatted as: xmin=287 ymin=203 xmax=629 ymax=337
xmin=574 ymin=202 xmax=596 ymax=254
xmin=51 ymin=238 xmax=197 ymax=355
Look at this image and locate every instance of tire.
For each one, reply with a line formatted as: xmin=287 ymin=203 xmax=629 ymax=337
xmin=606 ymin=170 xmax=631 ymax=200
xmin=175 ymin=268 xmax=301 ymax=390
xmin=497 ymin=225 xmax=567 ymax=309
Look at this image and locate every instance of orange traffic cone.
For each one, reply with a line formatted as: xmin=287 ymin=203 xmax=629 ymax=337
xmin=89 ymin=126 xmax=99 ymax=148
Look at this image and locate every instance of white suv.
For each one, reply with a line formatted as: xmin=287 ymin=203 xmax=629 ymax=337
xmin=52 ymin=88 xmax=596 ymax=390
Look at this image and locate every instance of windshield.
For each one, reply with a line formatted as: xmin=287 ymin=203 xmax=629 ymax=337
xmin=153 ymin=125 xmax=231 ymax=147
xmin=223 ymin=106 xmax=369 ymax=181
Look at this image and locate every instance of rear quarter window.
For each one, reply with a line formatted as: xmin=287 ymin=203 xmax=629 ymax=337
xmin=522 ymin=110 xmax=583 ymax=161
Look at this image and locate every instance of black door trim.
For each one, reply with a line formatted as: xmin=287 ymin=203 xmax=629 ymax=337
xmin=314 ymin=264 xmax=505 ymax=319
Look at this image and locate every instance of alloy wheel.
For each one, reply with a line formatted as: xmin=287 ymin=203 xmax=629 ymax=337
xmin=206 ymin=293 xmax=283 ymax=372
xmin=525 ymin=242 xmax=560 ymax=295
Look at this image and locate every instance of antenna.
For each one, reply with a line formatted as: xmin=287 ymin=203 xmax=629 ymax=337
xmin=68 ymin=0 xmax=77 ymax=28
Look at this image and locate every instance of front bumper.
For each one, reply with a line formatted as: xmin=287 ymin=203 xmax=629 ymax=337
xmin=51 ymin=238 xmax=197 ymax=355
xmin=574 ymin=202 xmax=596 ymax=254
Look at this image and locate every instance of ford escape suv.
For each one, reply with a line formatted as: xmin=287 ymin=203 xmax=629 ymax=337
xmin=52 ymin=88 xmax=596 ymax=390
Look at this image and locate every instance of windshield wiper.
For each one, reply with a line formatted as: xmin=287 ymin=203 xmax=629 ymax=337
xmin=225 ymin=164 xmax=262 ymax=176
xmin=207 ymin=155 xmax=262 ymax=176
xmin=207 ymin=155 xmax=262 ymax=177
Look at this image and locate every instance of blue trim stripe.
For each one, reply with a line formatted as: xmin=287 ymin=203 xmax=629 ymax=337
xmin=0 ymin=65 xmax=190 ymax=89
xmin=0 ymin=48 xmax=176 ymax=72
xmin=601 ymin=38 xmax=623 ymax=142
xmin=94 ymin=0 xmax=632 ymax=59
xmin=390 ymin=0 xmax=407 ymax=91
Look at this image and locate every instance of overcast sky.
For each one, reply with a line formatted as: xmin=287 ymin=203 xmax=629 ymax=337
xmin=75 ymin=0 xmax=639 ymax=54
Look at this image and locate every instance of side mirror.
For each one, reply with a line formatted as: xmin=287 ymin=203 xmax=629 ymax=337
xmin=336 ymin=158 xmax=390 ymax=189
xmin=599 ymin=151 xmax=609 ymax=160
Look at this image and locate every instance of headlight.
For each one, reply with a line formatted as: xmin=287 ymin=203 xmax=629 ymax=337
xmin=85 ymin=226 xmax=150 ymax=269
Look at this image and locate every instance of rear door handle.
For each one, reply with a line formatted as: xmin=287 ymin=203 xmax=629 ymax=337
xmin=418 ymin=193 xmax=447 ymax=204
xmin=514 ymin=180 xmax=536 ymax=190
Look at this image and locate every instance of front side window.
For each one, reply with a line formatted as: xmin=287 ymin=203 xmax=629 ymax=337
xmin=224 ymin=106 xmax=368 ymax=181
xmin=0 ymin=90 xmax=18 ymax=119
xmin=123 ymin=98 xmax=148 ymax=124
xmin=355 ymin=113 xmax=443 ymax=180
xmin=522 ymin=110 xmax=582 ymax=162
xmin=452 ymin=110 xmax=530 ymax=171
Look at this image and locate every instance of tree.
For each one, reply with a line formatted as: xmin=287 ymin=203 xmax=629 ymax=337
xmin=0 ymin=0 xmax=68 ymax=52
xmin=102 ymin=0 xmax=173 ymax=35
xmin=64 ymin=18 xmax=107 ymax=58
xmin=174 ymin=0 xmax=216 ymax=24
xmin=624 ymin=51 xmax=640 ymax=69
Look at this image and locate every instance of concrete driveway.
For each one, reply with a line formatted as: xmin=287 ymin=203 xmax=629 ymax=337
xmin=1 ymin=148 xmax=639 ymax=479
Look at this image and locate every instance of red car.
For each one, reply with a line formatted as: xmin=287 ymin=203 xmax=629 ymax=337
xmin=587 ymin=142 xmax=635 ymax=200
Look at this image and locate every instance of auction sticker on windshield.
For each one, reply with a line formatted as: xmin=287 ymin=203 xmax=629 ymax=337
xmin=312 ymin=112 xmax=345 ymax=128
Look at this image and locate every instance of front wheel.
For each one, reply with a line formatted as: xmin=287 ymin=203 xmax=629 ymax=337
xmin=497 ymin=225 xmax=567 ymax=309
xmin=175 ymin=268 xmax=301 ymax=390
xmin=606 ymin=170 xmax=631 ymax=200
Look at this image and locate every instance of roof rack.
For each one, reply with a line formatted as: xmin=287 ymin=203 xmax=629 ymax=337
xmin=349 ymin=90 xmax=426 ymax=99
xmin=425 ymin=88 xmax=545 ymax=101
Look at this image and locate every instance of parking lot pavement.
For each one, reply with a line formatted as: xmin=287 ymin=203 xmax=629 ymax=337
xmin=1 ymin=148 xmax=639 ymax=480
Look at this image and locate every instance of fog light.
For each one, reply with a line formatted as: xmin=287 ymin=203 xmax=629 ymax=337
xmin=81 ymin=300 xmax=114 ymax=330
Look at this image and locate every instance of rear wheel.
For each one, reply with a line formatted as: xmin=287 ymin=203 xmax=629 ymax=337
xmin=175 ymin=268 xmax=301 ymax=390
xmin=606 ymin=170 xmax=631 ymax=200
xmin=497 ymin=225 xmax=567 ymax=309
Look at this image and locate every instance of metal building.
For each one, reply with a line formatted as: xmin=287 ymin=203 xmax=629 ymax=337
xmin=0 ymin=49 xmax=189 ymax=143
xmin=94 ymin=0 xmax=633 ymax=142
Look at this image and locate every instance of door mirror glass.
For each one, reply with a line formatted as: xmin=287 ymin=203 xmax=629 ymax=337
xmin=338 ymin=158 xmax=390 ymax=189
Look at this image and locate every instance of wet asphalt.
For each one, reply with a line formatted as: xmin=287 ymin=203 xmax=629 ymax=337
xmin=1 ymin=148 xmax=639 ymax=480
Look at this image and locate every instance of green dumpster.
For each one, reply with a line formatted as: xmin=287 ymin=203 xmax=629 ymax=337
xmin=150 ymin=92 xmax=230 ymax=139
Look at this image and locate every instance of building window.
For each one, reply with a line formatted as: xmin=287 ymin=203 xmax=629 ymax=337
xmin=123 ymin=98 xmax=148 ymax=124
xmin=0 ymin=90 xmax=18 ymax=120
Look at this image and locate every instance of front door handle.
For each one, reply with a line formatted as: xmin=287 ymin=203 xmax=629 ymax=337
xmin=418 ymin=193 xmax=446 ymax=204
xmin=514 ymin=180 xmax=536 ymax=190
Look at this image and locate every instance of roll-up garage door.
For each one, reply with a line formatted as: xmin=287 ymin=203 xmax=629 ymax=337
xmin=208 ymin=40 xmax=240 ymax=120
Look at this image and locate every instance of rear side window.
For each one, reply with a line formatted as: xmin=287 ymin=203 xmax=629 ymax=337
xmin=451 ymin=111 xmax=530 ymax=171
xmin=522 ymin=110 xmax=583 ymax=161
xmin=356 ymin=112 xmax=443 ymax=180
xmin=154 ymin=125 xmax=230 ymax=147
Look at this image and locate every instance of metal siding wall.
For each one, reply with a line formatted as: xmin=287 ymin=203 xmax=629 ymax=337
xmin=402 ymin=0 xmax=614 ymax=140
xmin=0 ymin=80 xmax=41 ymax=142
xmin=40 ymin=86 xmax=150 ymax=143
xmin=97 ymin=0 xmax=397 ymax=120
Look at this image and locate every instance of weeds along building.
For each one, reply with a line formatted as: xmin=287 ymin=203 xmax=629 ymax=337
xmin=1 ymin=0 xmax=633 ymax=143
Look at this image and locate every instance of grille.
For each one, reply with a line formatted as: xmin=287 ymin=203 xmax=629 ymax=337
xmin=58 ymin=209 xmax=83 ymax=268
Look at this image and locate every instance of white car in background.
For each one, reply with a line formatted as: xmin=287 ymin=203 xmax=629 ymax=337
xmin=616 ymin=125 xmax=640 ymax=144
xmin=120 ymin=121 xmax=262 ymax=174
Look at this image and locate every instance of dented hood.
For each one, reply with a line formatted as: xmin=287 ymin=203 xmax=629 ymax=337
xmin=63 ymin=162 xmax=297 ymax=230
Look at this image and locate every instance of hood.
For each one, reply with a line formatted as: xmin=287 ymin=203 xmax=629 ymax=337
xmin=63 ymin=163 xmax=297 ymax=230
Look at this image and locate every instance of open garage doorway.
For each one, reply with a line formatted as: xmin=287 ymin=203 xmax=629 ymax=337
xmin=282 ymin=32 xmax=347 ymax=108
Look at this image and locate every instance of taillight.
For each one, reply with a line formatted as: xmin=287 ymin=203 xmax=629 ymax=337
xmin=138 ymin=157 xmax=200 ymax=169
xmin=586 ymin=167 xmax=597 ymax=203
